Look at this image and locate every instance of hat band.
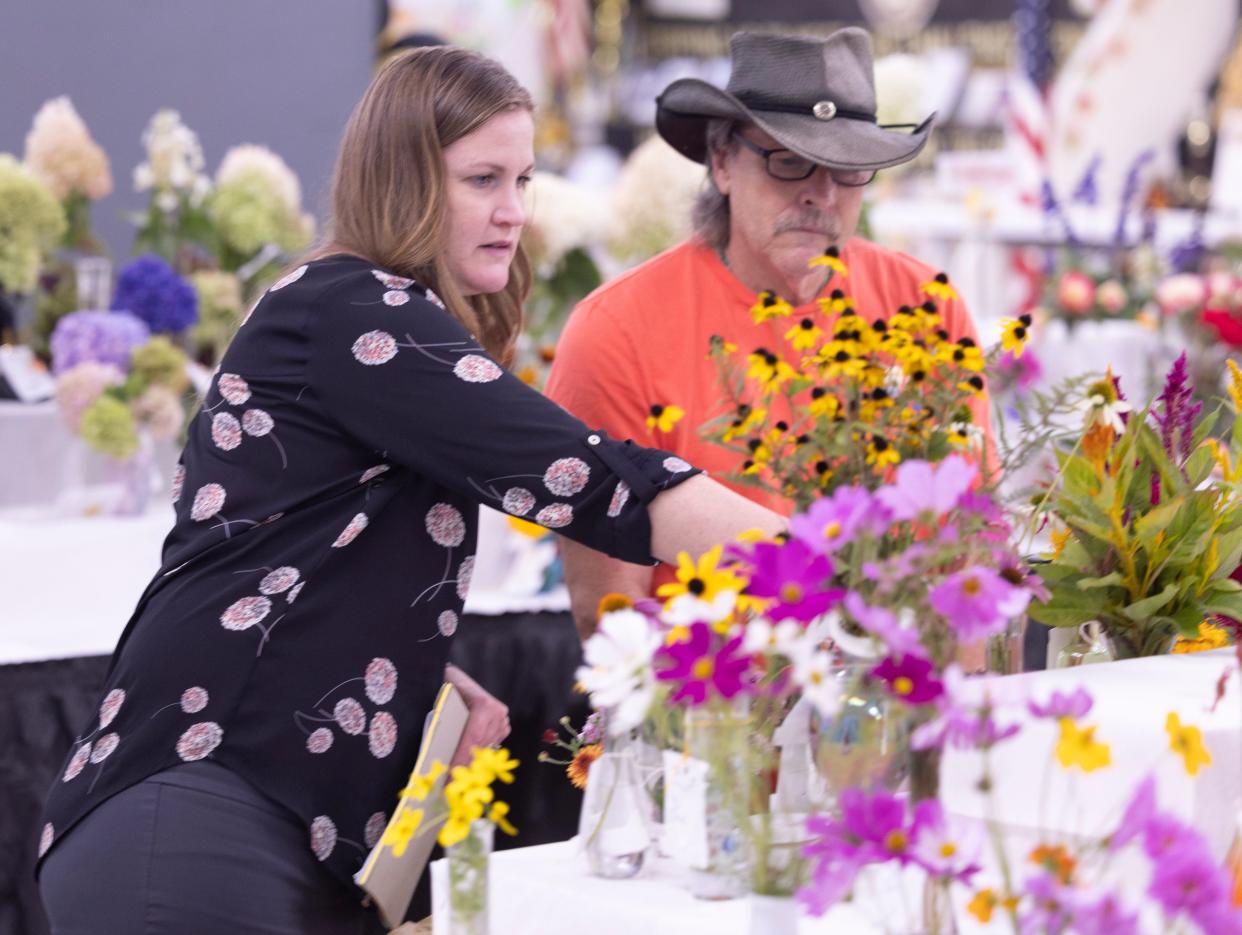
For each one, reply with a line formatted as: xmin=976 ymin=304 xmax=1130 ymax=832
xmin=735 ymin=92 xmax=876 ymax=124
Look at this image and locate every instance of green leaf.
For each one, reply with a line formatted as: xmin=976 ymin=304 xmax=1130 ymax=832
xmin=1138 ymin=427 xmax=1188 ymax=499
xmin=1028 ymin=587 xmax=1114 ymax=628
xmin=1184 ymin=445 xmax=1217 ymax=488
xmin=1058 ymin=454 xmax=1100 ymax=499
xmin=1171 ymin=605 xmax=1205 ymax=636
xmin=1202 ymin=589 xmax=1242 ymax=621
xmin=1121 ymin=582 xmax=1181 ymax=622
xmin=1133 ymin=499 xmax=1180 ymax=548
xmin=1076 ymin=572 xmax=1125 ymax=590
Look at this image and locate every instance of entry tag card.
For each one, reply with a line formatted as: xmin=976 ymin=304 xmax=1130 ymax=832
xmin=661 ymin=750 xmax=709 ymax=869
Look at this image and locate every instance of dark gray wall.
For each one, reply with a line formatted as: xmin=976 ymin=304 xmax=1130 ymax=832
xmin=1 ymin=1 xmax=380 ymax=260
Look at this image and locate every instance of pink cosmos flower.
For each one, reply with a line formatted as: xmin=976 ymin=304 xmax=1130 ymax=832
xmin=843 ymin=593 xmax=925 ymax=659
xmin=1028 ymin=687 xmax=1093 ymax=721
xmin=742 ymin=538 xmax=843 ymax=622
xmin=654 ymin=621 xmax=750 ymax=705
xmin=872 ymin=654 xmax=944 ymax=704
xmin=788 ymin=485 xmax=883 ymax=554
xmin=911 ymin=666 xmax=1022 ymax=751
xmin=874 ymin=456 xmax=976 ymax=523
xmin=928 ymin=565 xmax=1031 ymax=641
xmin=1107 ymin=774 xmax=1155 ymax=853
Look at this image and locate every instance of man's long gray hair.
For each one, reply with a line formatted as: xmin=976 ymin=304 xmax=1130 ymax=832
xmin=690 ymin=118 xmax=737 ymax=253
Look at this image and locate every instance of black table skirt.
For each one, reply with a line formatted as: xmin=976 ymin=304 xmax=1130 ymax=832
xmin=1 ymin=611 xmax=587 ymax=935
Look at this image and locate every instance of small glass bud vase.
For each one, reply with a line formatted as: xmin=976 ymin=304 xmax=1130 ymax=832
xmin=684 ymin=700 xmax=752 ymax=900
xmin=446 ymin=819 xmax=493 ymax=935
xmin=578 ymin=743 xmax=654 ymax=879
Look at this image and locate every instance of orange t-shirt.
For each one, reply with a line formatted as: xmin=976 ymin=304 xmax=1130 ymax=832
xmin=545 ymin=238 xmax=992 ymax=593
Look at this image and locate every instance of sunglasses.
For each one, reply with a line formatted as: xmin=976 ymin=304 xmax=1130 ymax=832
xmin=731 ymin=132 xmax=875 ymax=186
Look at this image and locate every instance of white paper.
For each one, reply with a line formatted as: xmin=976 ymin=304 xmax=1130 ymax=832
xmin=660 ymin=750 xmax=709 ymax=869
xmin=0 ymin=345 xmax=54 ymax=402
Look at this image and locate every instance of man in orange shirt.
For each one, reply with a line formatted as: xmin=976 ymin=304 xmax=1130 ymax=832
xmin=545 ymin=28 xmax=990 ymax=636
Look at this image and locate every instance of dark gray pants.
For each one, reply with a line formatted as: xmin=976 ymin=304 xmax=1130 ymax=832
xmin=39 ymin=761 xmax=387 ymax=935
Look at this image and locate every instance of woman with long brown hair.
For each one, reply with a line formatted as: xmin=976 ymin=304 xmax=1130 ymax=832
xmin=37 ymin=47 xmax=781 ymax=934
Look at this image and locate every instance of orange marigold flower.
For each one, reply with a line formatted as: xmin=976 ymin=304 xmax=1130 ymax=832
xmin=567 ymin=743 xmax=603 ymax=789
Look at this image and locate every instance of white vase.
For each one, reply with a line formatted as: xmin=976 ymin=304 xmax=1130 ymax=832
xmin=749 ymin=893 xmax=800 ymax=935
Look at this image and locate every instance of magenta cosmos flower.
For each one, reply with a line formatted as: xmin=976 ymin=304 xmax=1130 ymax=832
xmin=788 ymin=485 xmax=884 ymax=554
xmin=874 ymin=455 xmax=976 ymax=522
xmin=654 ymin=621 xmax=750 ymax=705
xmin=871 ymin=654 xmax=944 ymax=705
xmin=928 ymin=565 xmax=1031 ymax=641
xmin=742 ymin=538 xmax=843 ymax=622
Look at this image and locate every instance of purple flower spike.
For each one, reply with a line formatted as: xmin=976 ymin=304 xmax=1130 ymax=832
xmin=1152 ymin=352 xmax=1201 ymax=465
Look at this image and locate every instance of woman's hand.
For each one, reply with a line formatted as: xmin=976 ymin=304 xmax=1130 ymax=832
xmin=444 ymin=664 xmax=511 ymax=767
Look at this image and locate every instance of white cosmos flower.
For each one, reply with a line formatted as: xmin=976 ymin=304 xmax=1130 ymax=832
xmin=663 ymin=589 xmax=737 ymax=628
xmin=787 ymin=647 xmax=842 ymax=718
xmin=575 ymin=608 xmax=661 ymax=736
xmin=1075 ymin=392 xmax=1132 ymax=433
xmin=741 ymin=618 xmax=803 ymax=658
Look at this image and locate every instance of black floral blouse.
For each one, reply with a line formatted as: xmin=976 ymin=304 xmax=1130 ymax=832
xmin=39 ymin=255 xmax=699 ymax=892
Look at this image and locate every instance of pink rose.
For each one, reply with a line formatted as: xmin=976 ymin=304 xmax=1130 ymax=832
xmin=1156 ymin=274 xmax=1208 ymax=316
xmin=1056 ymin=271 xmax=1096 ymax=314
xmin=1096 ymin=280 xmax=1128 ymax=314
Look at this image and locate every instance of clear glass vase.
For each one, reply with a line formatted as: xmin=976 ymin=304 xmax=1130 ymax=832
xmin=578 ymin=745 xmax=653 ymax=879
xmin=748 ymin=892 xmax=800 ymax=935
xmin=810 ymin=665 xmax=909 ymax=800
xmin=684 ymin=700 xmax=752 ymax=900
xmin=107 ymin=433 xmax=154 ymax=517
xmin=446 ymin=819 xmax=492 ymax=935
xmin=917 ymin=876 xmax=958 ymax=935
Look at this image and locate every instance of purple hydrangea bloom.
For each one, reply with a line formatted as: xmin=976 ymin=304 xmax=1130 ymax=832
xmin=111 ymin=254 xmax=198 ymax=334
xmin=49 ymin=310 xmax=150 ymax=375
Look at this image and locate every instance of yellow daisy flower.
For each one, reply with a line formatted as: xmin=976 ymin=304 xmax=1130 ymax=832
xmin=921 ymin=272 xmax=958 ymax=302
xmin=1055 ymin=718 xmax=1111 ymax=772
xmin=750 ymin=290 xmax=794 ymax=323
xmin=646 ymin=403 xmax=685 ymax=433
xmin=914 ymin=302 xmax=943 ymax=332
xmin=399 ymin=760 xmax=447 ymax=801
xmin=808 ymin=387 xmax=840 ymax=420
xmin=746 ymin=348 xmax=797 ymax=390
xmin=808 ymin=245 xmax=848 ymax=276
xmin=1165 ymin=712 xmax=1212 ymax=775
xmin=785 ymin=318 xmax=824 ymax=350
xmin=957 ymin=374 xmax=986 ymax=398
xmin=1000 ymin=314 xmax=1033 ymax=358
xmin=945 ymin=339 xmax=985 ymax=372
xmin=889 ymin=305 xmax=921 ymax=332
xmin=817 ymin=344 xmax=866 ymax=380
xmin=722 ymin=404 xmax=767 ymax=442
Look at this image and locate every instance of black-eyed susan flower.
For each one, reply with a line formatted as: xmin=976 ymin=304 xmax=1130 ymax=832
xmin=655 ymin=545 xmax=748 ymax=605
xmin=750 ymin=290 xmax=794 ymax=323
xmin=808 ymin=245 xmax=848 ymax=276
xmin=722 ymin=403 xmax=767 ymax=442
xmin=746 ymin=347 xmax=797 ymax=389
xmin=646 ymin=403 xmax=685 ymax=432
xmin=817 ymin=343 xmax=866 ymax=380
xmin=889 ymin=304 xmax=920 ymax=332
xmin=866 ymin=434 xmax=901 ymax=468
xmin=915 ymin=301 xmax=943 ymax=331
xmin=808 ymin=386 xmax=841 ymax=420
xmin=1000 ymin=314 xmax=1033 ymax=358
xmin=921 ymin=272 xmax=958 ymax=302
xmin=785 ymin=317 xmax=823 ymax=350
xmin=957 ymin=374 xmax=986 ymax=398
xmin=946 ymin=338 xmax=985 ymax=372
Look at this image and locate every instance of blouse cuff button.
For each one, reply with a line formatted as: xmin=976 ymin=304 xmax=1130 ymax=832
xmin=587 ymin=434 xmax=601 ymax=445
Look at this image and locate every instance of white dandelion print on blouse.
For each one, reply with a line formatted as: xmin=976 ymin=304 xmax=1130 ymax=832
xmin=364 ymin=813 xmax=387 ymax=849
xmin=90 ymin=733 xmax=120 ymax=763
xmin=310 ymin=816 xmax=337 ymax=861
xmin=535 ymin=503 xmax=573 ymax=529
xmin=211 ymin=412 xmax=242 ymax=451
xmin=180 ymin=686 xmax=209 ymax=713
xmin=352 ymin=331 xmax=398 ymax=366
xmin=333 ymin=513 xmax=369 ymax=548
xmin=437 ymin=610 xmax=459 ymax=637
xmin=269 ymin=265 xmax=307 ymax=292
xmin=452 ymin=355 xmax=502 ymax=384
xmin=190 ymin=483 xmax=226 ymax=522
xmin=62 ymin=743 xmax=91 ymax=782
xmin=99 ymin=688 xmax=126 ymax=728
xmin=176 ymin=721 xmax=223 ymax=761
xmin=217 ymin=373 xmax=252 ymax=405
xmin=425 ymin=503 xmax=466 ymax=548
xmin=543 ymin=458 xmax=590 ymax=496
xmin=259 ymin=566 xmax=300 ymax=595
xmin=307 ymin=728 xmax=334 ymax=754
xmin=333 ymin=698 xmax=367 ymax=736
xmin=663 ymin=456 xmax=693 ymax=474
xmin=456 ymin=556 xmax=475 ymax=601
xmin=364 ymin=658 xmax=398 ymax=705
xmin=218 ymin=574 xmax=288 ymax=656
xmin=287 ymin=581 xmax=305 ymax=604
xmin=360 ymin=464 xmax=390 ymax=485
xmin=382 ymin=290 xmax=410 ymax=307
xmin=368 ymin=712 xmax=397 ymax=759
xmin=607 ymin=481 xmax=631 ymax=518
xmin=220 ymin=595 xmax=272 ymax=631
xmin=502 ymin=487 xmax=535 ymax=516
xmin=171 ymin=463 xmax=185 ymax=505
xmin=38 ymin=824 xmax=54 ymax=859
xmin=372 ymin=270 xmax=414 ymax=290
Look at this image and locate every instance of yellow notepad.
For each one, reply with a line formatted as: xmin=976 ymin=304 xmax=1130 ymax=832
xmin=355 ymin=681 xmax=468 ymax=928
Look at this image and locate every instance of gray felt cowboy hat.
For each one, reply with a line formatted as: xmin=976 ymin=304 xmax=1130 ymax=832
xmin=656 ymin=28 xmax=934 ymax=173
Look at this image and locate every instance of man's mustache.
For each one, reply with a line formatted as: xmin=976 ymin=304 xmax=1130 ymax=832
xmin=774 ymin=211 xmax=838 ymax=240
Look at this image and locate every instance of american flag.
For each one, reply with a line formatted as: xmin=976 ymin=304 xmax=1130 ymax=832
xmin=1005 ymin=0 xmax=1055 ymax=205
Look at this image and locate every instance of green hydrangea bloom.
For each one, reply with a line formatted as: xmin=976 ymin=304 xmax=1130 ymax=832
xmin=80 ymin=394 xmax=139 ymax=460
xmin=207 ymin=169 xmax=311 ymax=259
xmin=129 ymin=336 xmax=189 ymax=394
xmin=0 ymin=154 xmax=66 ymax=294
xmin=189 ymin=270 xmax=243 ymax=363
